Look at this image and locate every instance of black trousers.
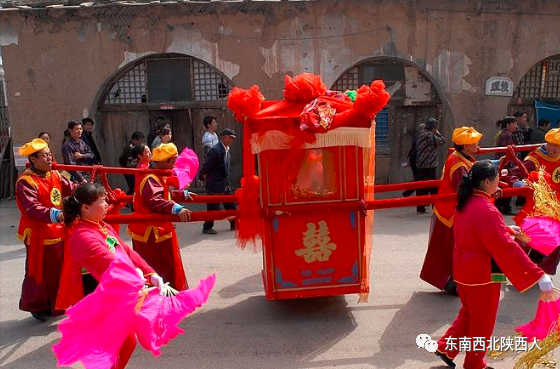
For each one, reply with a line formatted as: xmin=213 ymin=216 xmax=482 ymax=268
xmin=203 ymin=191 xmax=238 ymax=230
xmin=403 ymin=163 xmax=419 ymax=197
xmin=124 ymin=174 xmax=135 ymax=195
xmin=415 ymin=167 xmax=438 ymax=210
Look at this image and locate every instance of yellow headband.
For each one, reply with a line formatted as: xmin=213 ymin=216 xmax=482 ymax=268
xmin=152 ymin=143 xmax=178 ymax=162
xmin=19 ymin=138 xmax=49 ymax=156
xmin=451 ymin=126 xmax=483 ymax=145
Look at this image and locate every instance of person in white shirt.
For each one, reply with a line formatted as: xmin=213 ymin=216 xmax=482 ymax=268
xmin=202 ymin=116 xmax=219 ymax=158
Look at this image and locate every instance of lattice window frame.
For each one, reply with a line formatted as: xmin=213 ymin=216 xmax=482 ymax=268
xmin=375 ymin=107 xmax=389 ymax=151
xmin=514 ymin=56 xmax=560 ymax=99
xmin=332 ymin=66 xmax=359 ymax=91
xmin=544 ymin=59 xmax=560 ymax=98
xmin=103 ymin=57 xmax=233 ymax=105
xmin=192 ymin=60 xmax=232 ymax=101
xmin=105 ymin=63 xmax=147 ymax=104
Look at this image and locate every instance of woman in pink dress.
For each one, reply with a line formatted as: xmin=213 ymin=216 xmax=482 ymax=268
xmin=61 ymin=182 xmax=166 ymax=369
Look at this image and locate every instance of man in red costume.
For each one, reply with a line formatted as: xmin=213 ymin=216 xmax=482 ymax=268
xmin=16 ymin=138 xmax=76 ymax=320
xmin=420 ymin=126 xmax=482 ymax=295
xmin=523 ymin=127 xmax=560 ymax=179
xmin=128 ymin=143 xmax=192 ymax=290
xmin=515 ymin=128 xmax=560 ymax=274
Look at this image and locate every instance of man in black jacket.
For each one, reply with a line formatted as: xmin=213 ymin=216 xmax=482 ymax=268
xmin=81 ymin=117 xmax=102 ymax=164
xmin=199 ymin=128 xmax=237 ymax=234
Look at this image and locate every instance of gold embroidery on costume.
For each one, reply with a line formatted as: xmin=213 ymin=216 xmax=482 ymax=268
xmin=50 ymin=187 xmax=62 ymax=206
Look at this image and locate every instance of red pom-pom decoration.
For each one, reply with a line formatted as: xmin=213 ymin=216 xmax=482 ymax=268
xmin=227 ymin=85 xmax=265 ymax=123
xmin=353 ymin=80 xmax=390 ymax=118
xmin=284 ymin=73 xmax=327 ymax=103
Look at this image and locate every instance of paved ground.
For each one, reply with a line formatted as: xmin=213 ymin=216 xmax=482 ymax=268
xmin=0 ymin=199 xmax=558 ymax=369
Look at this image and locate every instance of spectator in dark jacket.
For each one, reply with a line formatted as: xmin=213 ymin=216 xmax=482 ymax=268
xmin=415 ymin=118 xmax=446 ymax=213
xmin=512 ymin=111 xmax=527 ymax=147
xmin=81 ymin=118 xmax=102 ymax=164
xmin=61 ymin=120 xmax=95 ymax=183
xmin=119 ymin=131 xmax=145 ymax=194
xmin=199 ymin=129 xmax=237 ymax=235
xmin=529 ymin=118 xmax=550 ymax=144
xmin=495 ymin=116 xmax=518 ymax=155
xmin=495 ymin=116 xmax=518 ymax=215
xmin=403 ymin=123 xmax=425 ymax=197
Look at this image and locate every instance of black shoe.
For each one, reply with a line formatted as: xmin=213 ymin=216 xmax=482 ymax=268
xmin=435 ymin=351 xmax=456 ymax=368
xmin=202 ymin=228 xmax=217 ymax=235
xmin=230 ymin=222 xmax=236 ymax=231
xmin=31 ymin=312 xmax=48 ymax=322
xmin=443 ymin=279 xmax=459 ymax=296
xmin=417 ymin=206 xmax=427 ymax=213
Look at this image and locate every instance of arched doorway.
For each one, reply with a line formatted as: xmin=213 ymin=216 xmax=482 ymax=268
xmin=509 ymin=55 xmax=560 ymax=128
xmin=94 ymin=53 xmax=241 ymax=190
xmin=332 ymin=58 xmax=445 ymax=184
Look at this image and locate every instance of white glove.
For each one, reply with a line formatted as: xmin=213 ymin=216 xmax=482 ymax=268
xmin=509 ymin=225 xmax=522 ymax=234
xmin=136 ymin=268 xmax=146 ymax=283
xmin=538 ymin=274 xmax=554 ymax=292
xmin=149 ymin=274 xmax=165 ymax=295
xmin=183 ymin=189 xmax=195 ymax=201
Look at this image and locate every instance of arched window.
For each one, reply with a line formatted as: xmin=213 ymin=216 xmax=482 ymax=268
xmin=509 ymin=55 xmax=560 ymax=127
xmin=514 ymin=56 xmax=560 ymax=100
xmin=332 ymin=58 xmax=443 ymax=184
xmin=102 ymin=56 xmax=233 ymax=105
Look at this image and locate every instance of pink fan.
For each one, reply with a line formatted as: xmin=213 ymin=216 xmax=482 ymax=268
xmin=520 ymin=216 xmax=560 ymax=256
xmin=172 ymin=148 xmax=199 ymax=190
xmin=516 ymin=288 xmax=560 ymax=340
xmin=134 ymin=275 xmax=216 ymax=356
xmin=52 ymin=250 xmax=215 ymax=369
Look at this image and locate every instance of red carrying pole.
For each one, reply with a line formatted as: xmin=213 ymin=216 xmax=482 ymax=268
xmin=374 ymin=180 xmax=440 ymax=193
xmin=447 ymin=144 xmax=540 ymax=155
xmin=117 ymin=194 xmax=239 ymax=204
xmin=365 ymin=187 xmax=531 ymax=210
xmin=104 ymin=210 xmax=237 ymax=224
xmin=52 ymin=163 xmax=174 ymax=176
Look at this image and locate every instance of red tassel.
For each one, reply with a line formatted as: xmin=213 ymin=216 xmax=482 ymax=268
xmin=235 ymin=175 xmax=263 ymax=250
xmin=235 ymin=121 xmax=264 ymax=250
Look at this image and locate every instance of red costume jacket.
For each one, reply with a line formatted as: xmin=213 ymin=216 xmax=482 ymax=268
xmin=453 ymin=191 xmax=544 ymax=291
xmin=128 ymin=174 xmax=178 ymax=243
xmin=16 ymin=169 xmax=75 ymax=284
xmin=434 ymin=151 xmax=475 ymax=227
xmin=524 ymin=147 xmax=560 ymax=190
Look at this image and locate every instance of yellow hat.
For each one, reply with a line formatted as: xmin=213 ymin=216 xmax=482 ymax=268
xmin=19 ymin=138 xmax=49 ymax=156
xmin=545 ymin=128 xmax=560 ymax=145
xmin=152 ymin=143 xmax=178 ymax=162
xmin=451 ymin=126 xmax=483 ymax=145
